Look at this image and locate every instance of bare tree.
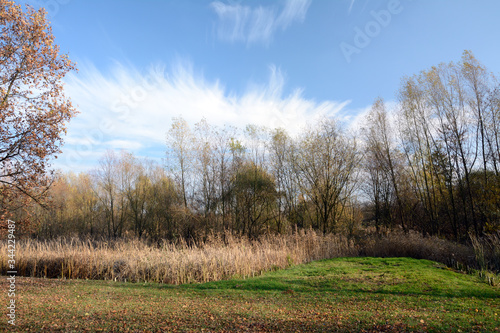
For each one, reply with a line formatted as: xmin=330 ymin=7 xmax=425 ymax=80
xmin=268 ymin=128 xmax=297 ymax=232
xmin=293 ymin=118 xmax=360 ymax=234
xmin=362 ymin=99 xmax=406 ymax=231
xmin=194 ymin=118 xmax=218 ymax=234
xmin=167 ymin=117 xmax=194 ymax=209
xmin=92 ymin=150 xmax=128 ymax=239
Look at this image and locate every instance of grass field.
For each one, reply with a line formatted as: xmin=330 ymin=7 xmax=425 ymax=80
xmin=2 ymin=257 xmax=499 ymax=332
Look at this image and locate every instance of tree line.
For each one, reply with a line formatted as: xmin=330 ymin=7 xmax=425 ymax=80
xmin=362 ymin=51 xmax=500 ymax=241
xmin=18 ymin=116 xmax=361 ymax=240
xmin=0 ymin=3 xmax=496 ymax=243
xmin=9 ymin=51 xmax=500 ymax=242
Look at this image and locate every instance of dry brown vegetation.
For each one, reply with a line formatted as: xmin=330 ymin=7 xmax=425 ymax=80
xmin=3 ymin=229 xmax=499 ymax=285
xmin=1 ymin=230 xmax=357 ymax=284
xmin=362 ymin=230 xmax=476 ymax=268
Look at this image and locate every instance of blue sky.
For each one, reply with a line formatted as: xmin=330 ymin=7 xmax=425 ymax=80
xmin=21 ymin=0 xmax=500 ymax=172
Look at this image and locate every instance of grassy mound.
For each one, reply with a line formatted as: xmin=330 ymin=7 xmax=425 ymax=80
xmin=3 ymin=257 xmax=499 ymax=332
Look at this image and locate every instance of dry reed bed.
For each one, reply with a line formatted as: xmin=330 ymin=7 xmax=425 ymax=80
xmin=0 ymin=230 xmax=358 ymax=284
xmin=362 ymin=230 xmax=476 ymax=268
xmin=2 ymin=230 xmax=496 ymax=284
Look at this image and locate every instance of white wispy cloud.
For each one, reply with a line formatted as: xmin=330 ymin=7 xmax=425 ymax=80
xmin=54 ymin=60 xmax=350 ymax=172
xmin=211 ymin=0 xmax=311 ymax=45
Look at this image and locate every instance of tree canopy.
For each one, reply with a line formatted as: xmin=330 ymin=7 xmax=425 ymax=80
xmin=0 ymin=0 xmax=76 ymax=227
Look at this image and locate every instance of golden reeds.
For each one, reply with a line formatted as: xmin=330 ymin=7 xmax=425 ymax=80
xmin=0 ymin=230 xmax=357 ymax=284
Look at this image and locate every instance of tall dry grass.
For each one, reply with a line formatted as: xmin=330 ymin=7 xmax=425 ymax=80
xmin=0 ymin=230 xmax=358 ymax=284
xmin=361 ymin=229 xmax=476 ymax=269
xmin=470 ymin=232 xmax=500 ymax=285
xmin=2 ymin=229 xmax=496 ymax=284
xmin=470 ymin=231 xmax=500 ymax=272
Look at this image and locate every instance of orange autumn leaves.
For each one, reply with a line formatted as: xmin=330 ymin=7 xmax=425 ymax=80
xmin=0 ymin=0 xmax=76 ymax=229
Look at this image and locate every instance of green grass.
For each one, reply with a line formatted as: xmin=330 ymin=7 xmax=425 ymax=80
xmin=3 ymin=257 xmax=499 ymax=332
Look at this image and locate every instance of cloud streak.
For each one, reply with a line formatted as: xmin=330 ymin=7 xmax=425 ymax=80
xmin=211 ymin=0 xmax=311 ymax=45
xmin=55 ymin=60 xmax=350 ymax=172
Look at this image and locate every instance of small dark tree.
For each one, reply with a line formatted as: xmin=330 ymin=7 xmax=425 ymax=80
xmin=232 ymin=162 xmax=277 ymax=237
